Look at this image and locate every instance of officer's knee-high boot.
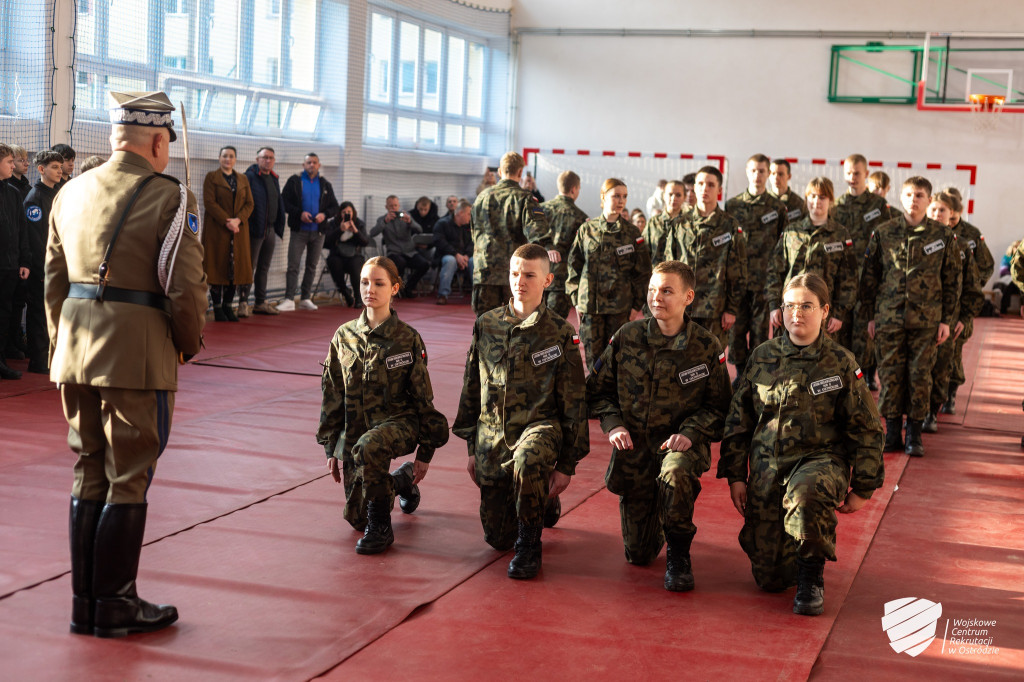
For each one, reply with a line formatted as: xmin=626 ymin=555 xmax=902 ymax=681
xmin=389 ymin=462 xmax=420 ymax=514
xmin=92 ymin=503 xmax=178 ymax=638
xmin=221 ymin=286 xmax=239 ymax=322
xmin=507 ymin=520 xmax=542 ymax=580
xmin=664 ymin=531 xmax=695 ymax=592
xmin=793 ymin=557 xmax=825 ymax=616
xmin=883 ymin=417 xmax=904 ymax=451
xmin=355 ymin=498 xmax=394 ymax=554
xmin=542 ymin=495 xmax=561 ymax=528
xmin=941 ymin=384 xmax=958 ymax=415
xmin=69 ymin=497 xmax=104 ymax=635
xmin=905 ymin=419 xmax=925 ymax=457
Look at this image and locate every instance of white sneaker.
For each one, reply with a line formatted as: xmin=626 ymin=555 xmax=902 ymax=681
xmin=298 ymin=299 xmax=318 ymax=311
xmin=276 ymin=298 xmax=296 ymax=312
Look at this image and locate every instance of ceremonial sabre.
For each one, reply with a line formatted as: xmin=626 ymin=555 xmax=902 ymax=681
xmin=179 ymin=100 xmax=191 ymax=190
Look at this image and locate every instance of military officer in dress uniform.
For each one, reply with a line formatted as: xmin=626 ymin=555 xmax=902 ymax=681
xmin=46 ymin=91 xmax=207 ymax=638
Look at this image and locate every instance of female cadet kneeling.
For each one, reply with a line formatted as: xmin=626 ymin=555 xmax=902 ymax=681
xmin=317 ymin=256 xmax=449 ymax=554
xmin=717 ymin=272 xmax=884 ymax=615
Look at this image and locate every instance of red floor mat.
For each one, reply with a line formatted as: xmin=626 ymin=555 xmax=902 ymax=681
xmin=962 ymin=318 xmax=1024 ymax=434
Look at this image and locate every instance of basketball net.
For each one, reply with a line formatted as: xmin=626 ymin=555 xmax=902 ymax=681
xmin=970 ymin=94 xmax=1005 ymax=132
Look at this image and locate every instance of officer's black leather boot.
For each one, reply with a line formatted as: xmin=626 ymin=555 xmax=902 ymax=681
xmin=905 ymin=419 xmax=925 ymax=457
xmin=542 ymin=495 xmax=561 ymax=528
xmin=390 ymin=462 xmax=420 ymax=514
xmin=941 ymin=385 xmax=958 ymax=414
xmin=507 ymin=521 xmax=542 ymax=580
xmin=355 ymin=498 xmax=394 ymax=554
xmin=0 ymin=358 xmax=22 ymax=380
xmin=69 ymin=497 xmax=104 ymax=635
xmin=92 ymin=503 xmax=178 ymax=638
xmin=664 ymin=531 xmax=695 ymax=592
xmin=793 ymin=557 xmax=825 ymax=616
xmin=883 ymin=417 xmax=904 ymax=451
xmin=922 ymin=409 xmax=939 ymax=434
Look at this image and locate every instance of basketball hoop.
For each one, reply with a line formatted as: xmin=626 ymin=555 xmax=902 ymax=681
xmin=969 ymin=93 xmax=1005 ymax=131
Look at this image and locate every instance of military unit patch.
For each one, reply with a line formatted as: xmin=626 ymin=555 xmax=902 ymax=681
xmin=531 ymin=345 xmax=562 ymax=366
xmin=386 ymin=352 xmax=413 ymax=370
xmin=809 ymin=375 xmax=843 ymax=395
xmin=923 ymin=239 xmax=945 ymax=255
xmin=677 ymin=363 xmax=710 ymax=385
xmin=187 ymin=212 xmax=199 ymax=235
xmin=25 ymin=205 xmax=42 ymax=222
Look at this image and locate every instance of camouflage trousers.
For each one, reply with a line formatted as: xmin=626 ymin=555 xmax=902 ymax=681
xmin=739 ymin=455 xmax=849 ymax=592
xmin=615 ymin=448 xmax=707 ymax=566
xmin=472 ymin=283 xmax=512 ymax=317
xmin=950 ymin=319 xmax=973 ymax=388
xmin=578 ymin=311 xmax=631 ymax=372
xmin=875 ymin=325 xmax=937 ymax=420
xmin=929 ymin=336 xmax=958 ymax=410
xmin=340 ymin=416 xmax=418 ymax=531
xmin=690 ymin=316 xmax=728 ymax=351
xmin=545 ymin=290 xmax=572 ymax=319
xmin=848 ymin=302 xmax=877 ymax=372
xmin=729 ymin=290 xmax=770 ymax=369
xmin=475 ymin=422 xmax=559 ymax=550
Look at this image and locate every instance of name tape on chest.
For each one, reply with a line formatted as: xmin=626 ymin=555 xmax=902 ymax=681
xmin=678 ymin=363 xmax=710 ymax=385
xmin=386 ymin=352 xmax=413 ymax=370
xmin=863 ymin=208 xmax=882 ymax=223
xmin=761 ymin=210 xmax=779 ymax=224
xmin=823 ymin=241 xmax=844 ymax=253
xmin=787 ymin=209 xmax=803 ymax=221
xmin=532 ymin=345 xmax=562 ymax=366
xmin=616 ymin=243 xmax=635 ymax=256
xmin=809 ymin=375 xmax=843 ymax=395
xmin=923 ymin=239 xmax=945 ymax=255
xmin=712 ymin=232 xmax=732 ymax=247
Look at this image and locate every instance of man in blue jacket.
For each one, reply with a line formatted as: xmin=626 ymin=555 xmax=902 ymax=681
xmin=242 ymin=147 xmax=287 ymax=316
xmin=279 ymin=153 xmax=339 ymax=311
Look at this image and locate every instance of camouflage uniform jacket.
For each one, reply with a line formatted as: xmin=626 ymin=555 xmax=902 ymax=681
xmin=641 ymin=210 xmax=686 ymax=266
xmin=317 ymin=310 xmax=449 ymax=462
xmin=860 ymin=215 xmax=962 ymax=329
xmin=586 ymin=316 xmax=731 ymax=486
xmin=676 ymin=206 xmax=747 ymax=321
xmin=567 ymin=216 xmax=651 ymax=314
xmin=952 ymin=219 xmax=995 ymax=288
xmin=471 ymin=178 xmax=553 ymax=287
xmin=541 ymin=194 xmax=588 ymax=292
xmin=1011 ymin=240 xmax=1024 ymax=291
xmin=453 ymin=302 xmax=589 ymax=479
xmin=725 ymin=190 xmax=788 ymax=293
xmin=951 ymin=237 xmax=984 ymax=326
xmin=717 ymin=333 xmax=884 ymax=498
xmin=764 ymin=217 xmax=858 ymax=321
xmin=772 ymin=190 xmax=807 ymax=225
xmin=835 ymin=191 xmax=891 ymax=267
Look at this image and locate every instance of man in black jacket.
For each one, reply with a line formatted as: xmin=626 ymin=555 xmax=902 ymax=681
xmin=21 ymin=150 xmax=64 ymax=373
xmin=279 ymin=153 xmax=339 ymax=311
xmin=242 ymin=147 xmax=287 ymax=315
xmin=0 ymin=143 xmax=30 ymax=380
xmin=433 ymin=199 xmax=473 ymax=305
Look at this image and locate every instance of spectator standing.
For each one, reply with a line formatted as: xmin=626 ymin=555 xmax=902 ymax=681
xmin=202 ymin=146 xmax=254 ymax=321
xmin=242 ymin=147 xmax=287 ymax=315
xmin=280 ymin=152 xmax=339 ymax=311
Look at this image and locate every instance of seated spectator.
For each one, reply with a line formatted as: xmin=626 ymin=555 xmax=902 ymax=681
xmin=410 ymin=196 xmax=439 ymax=233
xmin=443 ymin=194 xmax=459 ymax=218
xmin=79 ymin=156 xmax=105 ymax=173
xmin=630 ymin=208 xmax=646 ymax=231
xmin=324 ymin=200 xmax=369 ymax=308
xmin=371 ymin=195 xmax=429 ymax=298
xmin=433 ymin=199 xmax=473 ymax=305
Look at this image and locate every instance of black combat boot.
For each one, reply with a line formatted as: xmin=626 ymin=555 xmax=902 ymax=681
xmin=92 ymin=503 xmax=178 ymax=638
xmin=507 ymin=521 xmax=542 ymax=580
xmin=69 ymin=497 xmax=104 ymax=635
xmin=355 ymin=498 xmax=394 ymax=554
xmin=542 ymin=495 xmax=561 ymax=528
xmin=905 ymin=419 xmax=925 ymax=457
xmin=883 ymin=417 xmax=904 ymax=452
xmin=390 ymin=462 xmax=421 ymax=514
xmin=664 ymin=532 xmax=695 ymax=592
xmin=793 ymin=557 xmax=825 ymax=616
xmin=865 ymin=365 xmax=879 ymax=392
xmin=940 ymin=385 xmax=958 ymax=414
xmin=0 ymin=358 xmax=22 ymax=380
xmin=922 ymin=409 xmax=939 ymax=434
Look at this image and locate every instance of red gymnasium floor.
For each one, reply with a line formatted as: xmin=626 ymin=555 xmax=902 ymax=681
xmin=1 ymin=300 xmax=1021 ymax=681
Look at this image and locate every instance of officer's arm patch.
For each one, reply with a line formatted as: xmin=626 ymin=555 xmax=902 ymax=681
xmin=187 ymin=212 xmax=200 ymax=235
xmin=809 ymin=375 xmax=843 ymax=395
xmin=26 ymin=205 xmax=42 ymax=222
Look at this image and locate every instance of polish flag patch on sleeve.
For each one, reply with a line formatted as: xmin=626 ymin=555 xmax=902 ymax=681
xmin=421 ymin=349 xmax=427 ymax=360
xmin=571 ymin=334 xmax=580 ymax=345
xmin=718 ymin=351 xmax=727 ymax=364
xmin=636 ymin=236 xmax=645 ymax=245
xmin=845 ymin=239 xmax=853 ymax=247
xmin=855 ymin=367 xmax=864 ymax=380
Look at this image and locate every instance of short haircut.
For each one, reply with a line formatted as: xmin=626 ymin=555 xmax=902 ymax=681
xmin=868 ymin=170 xmax=890 ymax=190
xmin=682 ymin=173 xmax=696 ymax=186
xmin=695 ymin=165 xmax=722 ymax=186
xmin=902 ymin=175 xmax=932 ymax=196
xmin=34 ymin=150 xmax=64 ymax=167
xmin=557 ymin=170 xmax=580 ymax=194
xmin=784 ymin=272 xmax=831 ymax=309
xmin=770 ymin=158 xmax=792 ymax=173
xmin=845 ymin=153 xmax=867 ymax=168
xmin=804 ymin=176 xmax=835 ymax=202
xmin=933 ymin=190 xmax=963 ymax=214
xmin=944 ymin=186 xmax=963 ymax=200
xmin=79 ymin=155 xmax=105 ymax=172
xmin=652 ymin=260 xmax=696 ymax=291
xmin=385 ymin=194 xmax=399 ymax=203
xmin=51 ymin=143 xmax=76 ymax=160
xmin=10 ymin=144 xmax=27 ymax=158
xmin=499 ymin=151 xmax=525 ymax=178
xmin=305 ymin=152 xmax=319 ymax=160
xmin=456 ymin=199 xmax=472 ymax=212
xmin=257 ymin=146 xmax=275 ymax=156
xmin=415 ymin=196 xmax=432 ymax=209
xmin=219 ymin=145 xmax=237 ymax=156
xmin=512 ymin=242 xmax=549 ymax=265
xmin=363 ymin=256 xmax=403 ymax=288
xmin=0 ymin=143 xmax=12 ymax=160
xmin=747 ymin=153 xmax=770 ymax=166
xmin=600 ymin=177 xmax=627 ymax=201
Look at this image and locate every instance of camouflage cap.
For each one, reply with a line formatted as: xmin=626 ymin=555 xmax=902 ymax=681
xmin=109 ymin=91 xmax=177 ymax=142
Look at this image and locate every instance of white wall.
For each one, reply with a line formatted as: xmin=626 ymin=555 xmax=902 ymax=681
xmin=511 ymin=1 xmax=1024 ymax=283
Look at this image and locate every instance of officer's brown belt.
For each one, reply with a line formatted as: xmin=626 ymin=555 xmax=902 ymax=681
xmin=67 ymin=282 xmax=172 ymax=315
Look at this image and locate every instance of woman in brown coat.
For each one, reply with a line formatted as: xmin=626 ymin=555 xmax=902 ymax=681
xmin=203 ymin=146 xmax=255 ymax=320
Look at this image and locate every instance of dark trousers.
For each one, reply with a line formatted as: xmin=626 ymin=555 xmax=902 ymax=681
xmin=327 ymin=253 xmax=364 ymax=298
xmin=25 ymin=276 xmax=46 ymax=364
xmin=240 ymin=232 xmax=277 ymax=305
xmin=0 ymin=269 xmax=19 ymax=355
xmin=390 ymin=252 xmax=430 ymax=293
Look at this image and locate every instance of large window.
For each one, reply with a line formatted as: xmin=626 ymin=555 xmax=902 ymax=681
xmin=74 ymin=0 xmax=325 ymax=137
xmin=365 ymin=9 xmax=490 ymax=152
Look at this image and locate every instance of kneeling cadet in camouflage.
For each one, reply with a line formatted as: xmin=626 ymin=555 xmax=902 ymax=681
xmin=718 ymin=273 xmax=884 ymax=616
xmin=454 ymin=244 xmax=589 ymax=580
xmin=318 ymin=257 xmax=449 ymax=555
xmin=587 ymin=261 xmax=731 ymax=592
